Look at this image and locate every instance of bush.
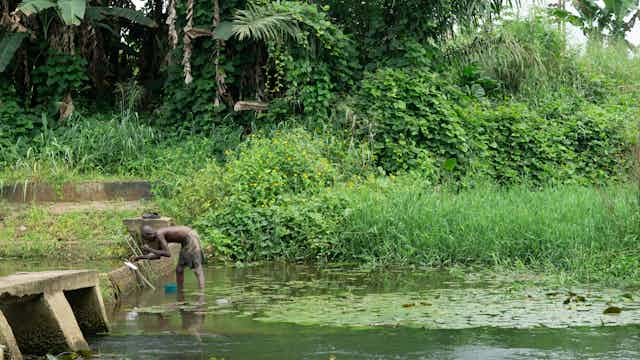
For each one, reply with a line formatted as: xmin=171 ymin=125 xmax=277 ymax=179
xmin=443 ymin=15 xmax=579 ymax=97
xmin=466 ymin=103 xmax=569 ymax=183
xmin=467 ymin=101 xmax=631 ymax=184
xmin=0 ymin=86 xmax=37 ymax=164
xmin=197 ymin=191 xmax=347 ymax=261
xmin=356 ymin=67 xmax=469 ymax=174
xmin=354 ymin=65 xmax=631 ymax=184
xmin=224 ymin=128 xmax=337 ymax=205
xmin=161 ymin=128 xmax=344 ymax=261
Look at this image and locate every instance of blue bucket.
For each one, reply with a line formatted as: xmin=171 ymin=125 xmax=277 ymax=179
xmin=164 ymin=283 xmax=177 ymax=294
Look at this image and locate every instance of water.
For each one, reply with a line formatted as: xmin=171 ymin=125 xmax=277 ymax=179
xmin=83 ymin=264 xmax=640 ymax=360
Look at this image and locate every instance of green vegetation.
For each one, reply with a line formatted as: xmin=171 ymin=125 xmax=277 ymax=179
xmin=331 ymin=179 xmax=640 ymax=284
xmin=2 ymin=0 xmax=640 ymax=284
xmin=0 ymin=206 xmax=137 ymax=259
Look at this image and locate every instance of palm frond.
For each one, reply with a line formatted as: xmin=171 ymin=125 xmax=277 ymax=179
xmin=232 ymin=3 xmax=302 ymax=43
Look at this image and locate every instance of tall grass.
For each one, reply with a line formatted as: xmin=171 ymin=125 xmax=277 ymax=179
xmin=0 ymin=82 xmax=160 ymax=182
xmin=1 ymin=114 xmax=158 ymax=182
xmin=333 ymin=177 xmax=640 ymax=283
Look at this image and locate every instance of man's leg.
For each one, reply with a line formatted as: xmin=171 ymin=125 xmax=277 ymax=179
xmin=193 ymin=265 xmax=205 ymax=290
xmin=176 ymin=265 xmax=185 ymax=291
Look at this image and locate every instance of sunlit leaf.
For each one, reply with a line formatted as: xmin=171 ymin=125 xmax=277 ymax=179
xmin=57 ymin=0 xmax=87 ymax=26
xmin=15 ymin=0 xmax=55 ymax=15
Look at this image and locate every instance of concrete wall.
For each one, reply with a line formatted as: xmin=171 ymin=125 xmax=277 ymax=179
xmin=103 ymin=243 xmax=180 ymax=306
xmin=0 ymin=181 xmax=152 ymax=203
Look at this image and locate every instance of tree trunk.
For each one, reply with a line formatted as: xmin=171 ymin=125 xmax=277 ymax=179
xmin=182 ymin=0 xmax=194 ymax=84
xmin=213 ymin=0 xmax=227 ymax=107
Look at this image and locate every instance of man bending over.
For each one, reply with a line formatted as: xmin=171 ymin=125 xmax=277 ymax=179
xmin=132 ymin=225 xmax=205 ymax=290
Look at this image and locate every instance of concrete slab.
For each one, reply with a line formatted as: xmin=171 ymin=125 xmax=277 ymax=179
xmin=0 ymin=311 xmax=21 ymax=360
xmin=0 ymin=271 xmax=99 ymax=299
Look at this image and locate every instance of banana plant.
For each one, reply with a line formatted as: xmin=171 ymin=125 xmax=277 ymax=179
xmin=0 ymin=0 xmax=156 ymax=72
xmin=548 ymin=0 xmax=640 ymax=47
xmin=15 ymin=0 xmax=86 ymax=26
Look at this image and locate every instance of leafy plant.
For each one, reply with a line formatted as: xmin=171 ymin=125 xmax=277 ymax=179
xmin=32 ymin=51 xmax=88 ymax=105
xmin=547 ymin=0 xmax=640 ymax=47
xmin=356 ymin=66 xmax=468 ymax=174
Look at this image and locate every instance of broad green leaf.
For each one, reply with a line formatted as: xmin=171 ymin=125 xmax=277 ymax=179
xmin=0 ymin=33 xmax=27 ymax=73
xmin=91 ymin=6 xmax=157 ymax=28
xmin=15 ymin=0 xmax=55 ymax=15
xmin=84 ymin=6 xmax=106 ymax=21
xmin=603 ymin=0 xmax=638 ymax=19
xmin=214 ymin=21 xmax=234 ymax=40
xmin=57 ymin=0 xmax=87 ymax=26
xmin=442 ymin=158 xmax=457 ymax=172
xmin=547 ymin=8 xmax=586 ymax=27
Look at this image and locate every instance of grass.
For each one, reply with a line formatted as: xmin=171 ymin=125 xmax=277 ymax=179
xmin=0 ymin=206 xmax=139 ymax=260
xmin=332 ymin=177 xmax=640 ymax=285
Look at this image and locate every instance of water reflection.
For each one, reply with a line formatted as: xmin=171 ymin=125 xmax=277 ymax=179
xmin=178 ymin=292 xmax=206 ymax=342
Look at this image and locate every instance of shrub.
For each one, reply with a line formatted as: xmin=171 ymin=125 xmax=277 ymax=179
xmin=466 ymin=103 xmax=569 ymax=183
xmin=223 ymin=128 xmax=337 ymax=205
xmin=0 ymin=86 xmax=37 ymax=164
xmin=197 ymin=191 xmax=347 ymax=262
xmin=443 ymin=15 xmax=579 ymax=97
xmin=356 ymin=67 xmax=468 ymax=174
xmin=466 ymin=101 xmax=631 ymax=184
xmin=562 ymin=103 xmax=631 ymax=181
xmin=161 ymin=128 xmax=343 ymax=261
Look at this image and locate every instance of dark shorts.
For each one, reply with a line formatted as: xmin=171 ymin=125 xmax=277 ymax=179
xmin=178 ymin=248 xmax=204 ymax=269
xmin=178 ymin=231 xmax=205 ymax=269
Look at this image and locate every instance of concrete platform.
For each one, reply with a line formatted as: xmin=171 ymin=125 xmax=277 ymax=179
xmin=0 ymin=270 xmax=109 ymax=359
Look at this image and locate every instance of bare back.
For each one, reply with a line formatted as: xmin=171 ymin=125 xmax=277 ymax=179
xmin=156 ymin=226 xmax=194 ymax=245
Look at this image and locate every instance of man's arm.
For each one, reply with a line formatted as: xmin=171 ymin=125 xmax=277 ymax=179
xmin=142 ymin=231 xmax=171 ymax=258
xmin=131 ymin=253 xmax=162 ymax=261
xmin=131 ymin=232 xmax=172 ymax=262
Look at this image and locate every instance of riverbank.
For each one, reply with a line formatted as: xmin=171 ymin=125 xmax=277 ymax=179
xmin=1 ymin=179 xmax=639 ymax=286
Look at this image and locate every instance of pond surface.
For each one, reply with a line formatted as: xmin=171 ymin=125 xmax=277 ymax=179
xmin=84 ymin=264 xmax=640 ymax=360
